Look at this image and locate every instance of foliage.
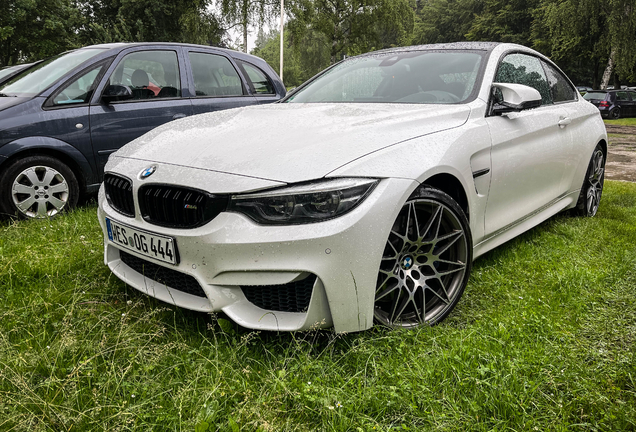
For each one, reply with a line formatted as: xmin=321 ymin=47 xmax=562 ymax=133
xmin=0 ymin=0 xmax=81 ymax=66
xmin=1 ymin=181 xmax=636 ymax=429
xmin=288 ymin=0 xmax=414 ymax=64
xmin=0 ymin=0 xmax=225 ymax=67
xmin=252 ymin=28 xmax=331 ymax=87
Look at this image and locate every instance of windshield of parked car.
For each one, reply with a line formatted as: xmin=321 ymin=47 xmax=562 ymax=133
xmin=286 ymin=50 xmax=485 ymax=104
xmin=0 ymin=49 xmax=104 ymax=97
xmin=0 ymin=65 xmax=23 ymax=82
xmin=583 ymin=91 xmax=607 ymax=100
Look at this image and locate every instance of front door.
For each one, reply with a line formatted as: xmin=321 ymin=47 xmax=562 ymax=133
xmin=484 ymin=52 xmax=573 ymax=236
xmin=89 ymin=48 xmax=193 ymax=175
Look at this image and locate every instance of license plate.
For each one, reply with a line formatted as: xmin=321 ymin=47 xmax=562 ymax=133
xmin=106 ymin=218 xmax=178 ymax=265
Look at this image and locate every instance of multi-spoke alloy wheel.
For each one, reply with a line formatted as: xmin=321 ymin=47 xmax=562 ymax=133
xmin=0 ymin=156 xmax=79 ymax=219
xmin=374 ymin=188 xmax=472 ymax=327
xmin=574 ymin=144 xmax=605 ymax=217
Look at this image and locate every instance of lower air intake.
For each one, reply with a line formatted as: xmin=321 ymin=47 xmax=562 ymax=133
xmin=119 ymin=251 xmax=207 ymax=298
xmin=241 ymin=275 xmax=316 ymax=313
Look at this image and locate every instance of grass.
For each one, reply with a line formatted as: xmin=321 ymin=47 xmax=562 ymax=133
xmin=604 ymin=118 xmax=636 ymax=127
xmin=1 ymin=182 xmax=635 ymax=431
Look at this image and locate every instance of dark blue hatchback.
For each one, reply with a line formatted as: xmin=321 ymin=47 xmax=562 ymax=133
xmin=0 ymin=43 xmax=285 ymax=218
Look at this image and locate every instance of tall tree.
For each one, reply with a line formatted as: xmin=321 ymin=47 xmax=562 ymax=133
xmin=289 ymin=0 xmax=414 ymax=64
xmin=1 ymin=0 xmax=81 ymax=66
xmin=539 ymin=0 xmax=636 ymax=88
xmin=411 ymin=0 xmax=483 ymax=45
xmin=218 ymin=0 xmax=279 ymax=52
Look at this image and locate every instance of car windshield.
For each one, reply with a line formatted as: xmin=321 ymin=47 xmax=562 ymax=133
xmin=583 ymin=92 xmax=607 ymax=100
xmin=0 ymin=65 xmax=23 ymax=81
xmin=0 ymin=49 xmax=104 ymax=97
xmin=286 ymin=50 xmax=485 ymax=104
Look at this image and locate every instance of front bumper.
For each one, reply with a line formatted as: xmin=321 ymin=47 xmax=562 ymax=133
xmin=98 ymin=175 xmax=416 ymax=333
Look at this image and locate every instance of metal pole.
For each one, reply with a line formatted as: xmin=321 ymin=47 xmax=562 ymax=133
xmin=279 ymin=0 xmax=284 ymax=82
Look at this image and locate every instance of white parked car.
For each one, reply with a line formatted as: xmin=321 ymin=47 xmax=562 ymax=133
xmin=98 ymin=42 xmax=607 ymax=333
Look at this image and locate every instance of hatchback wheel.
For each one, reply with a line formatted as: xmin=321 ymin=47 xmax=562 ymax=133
xmin=374 ymin=187 xmax=472 ymax=327
xmin=0 ymin=156 xmax=79 ymax=219
xmin=609 ymin=108 xmax=621 ymax=120
xmin=573 ymin=145 xmax=605 ymax=217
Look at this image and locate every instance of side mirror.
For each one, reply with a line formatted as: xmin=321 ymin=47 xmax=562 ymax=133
xmin=102 ymin=85 xmax=133 ymax=104
xmin=491 ymin=83 xmax=542 ymax=115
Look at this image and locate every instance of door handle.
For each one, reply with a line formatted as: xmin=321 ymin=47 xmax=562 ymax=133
xmin=558 ymin=117 xmax=572 ymax=127
xmin=172 ymin=113 xmax=187 ymax=120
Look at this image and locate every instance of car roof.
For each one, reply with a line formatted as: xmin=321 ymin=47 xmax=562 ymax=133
xmin=76 ymin=42 xmax=264 ymax=63
xmin=365 ymin=42 xmax=500 ymax=57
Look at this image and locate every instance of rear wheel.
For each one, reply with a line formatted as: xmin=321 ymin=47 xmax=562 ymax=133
xmin=0 ymin=156 xmax=79 ymax=219
xmin=609 ymin=108 xmax=621 ymax=120
xmin=573 ymin=144 xmax=605 ymax=217
xmin=374 ymin=187 xmax=472 ymax=327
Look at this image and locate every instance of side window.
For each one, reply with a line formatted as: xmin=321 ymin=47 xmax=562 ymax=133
xmin=495 ymin=53 xmax=552 ymax=105
xmin=542 ymin=61 xmax=577 ymax=103
xmin=52 ymin=65 xmax=104 ymax=106
xmin=188 ymin=52 xmax=243 ymax=97
xmin=238 ymin=61 xmax=275 ymax=95
xmin=616 ymin=91 xmax=630 ymax=101
xmin=107 ymin=50 xmax=181 ymax=100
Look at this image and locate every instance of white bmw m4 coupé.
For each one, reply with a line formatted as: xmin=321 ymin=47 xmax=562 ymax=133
xmin=98 ymin=42 xmax=607 ymax=333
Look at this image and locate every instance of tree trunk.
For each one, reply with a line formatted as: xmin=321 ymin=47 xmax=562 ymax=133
xmin=242 ymin=0 xmax=249 ymax=52
xmin=600 ymin=48 xmax=616 ymax=89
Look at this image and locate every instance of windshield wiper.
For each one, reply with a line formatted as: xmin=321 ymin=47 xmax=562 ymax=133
xmin=0 ymin=92 xmax=16 ymax=97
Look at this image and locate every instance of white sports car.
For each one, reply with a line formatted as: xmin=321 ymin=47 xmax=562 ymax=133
xmin=98 ymin=42 xmax=607 ymax=333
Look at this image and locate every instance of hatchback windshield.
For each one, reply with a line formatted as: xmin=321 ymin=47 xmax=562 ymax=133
xmin=0 ymin=49 xmax=104 ymax=97
xmin=286 ymin=51 xmax=484 ymax=104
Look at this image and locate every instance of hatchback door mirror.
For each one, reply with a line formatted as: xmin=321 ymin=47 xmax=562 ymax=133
xmin=491 ymin=83 xmax=542 ymax=115
xmin=102 ymin=85 xmax=133 ymax=104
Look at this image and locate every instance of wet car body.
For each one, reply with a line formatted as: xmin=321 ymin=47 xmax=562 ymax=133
xmin=0 ymin=43 xmax=285 ymax=218
xmin=98 ymin=42 xmax=607 ymax=333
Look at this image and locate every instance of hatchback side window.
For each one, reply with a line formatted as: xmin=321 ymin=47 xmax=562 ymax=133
xmin=616 ymin=91 xmax=630 ymax=101
xmin=51 ymin=64 xmax=104 ymax=106
xmin=237 ymin=61 xmax=275 ymax=95
xmin=541 ymin=61 xmax=577 ymax=103
xmin=188 ymin=52 xmax=244 ymax=97
xmin=107 ymin=50 xmax=181 ymax=100
xmin=495 ymin=53 xmax=552 ymax=105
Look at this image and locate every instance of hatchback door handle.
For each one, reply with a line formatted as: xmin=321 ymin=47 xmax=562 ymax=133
xmin=558 ymin=117 xmax=572 ymax=127
xmin=172 ymin=113 xmax=187 ymax=120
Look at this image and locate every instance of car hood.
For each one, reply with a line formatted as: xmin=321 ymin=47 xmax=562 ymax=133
xmin=0 ymin=96 xmax=28 ymax=112
xmin=113 ymin=103 xmax=470 ymax=183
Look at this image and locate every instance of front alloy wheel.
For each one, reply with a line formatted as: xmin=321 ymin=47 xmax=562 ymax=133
xmin=374 ymin=188 xmax=472 ymax=327
xmin=0 ymin=156 xmax=79 ymax=219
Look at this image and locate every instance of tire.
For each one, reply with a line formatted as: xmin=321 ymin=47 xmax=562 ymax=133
xmin=374 ymin=187 xmax=472 ymax=327
xmin=609 ymin=108 xmax=621 ymax=120
xmin=0 ymin=156 xmax=79 ymax=219
xmin=573 ymin=145 xmax=605 ymax=217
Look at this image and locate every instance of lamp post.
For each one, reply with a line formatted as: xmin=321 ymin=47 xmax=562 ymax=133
xmin=279 ymin=0 xmax=284 ymax=82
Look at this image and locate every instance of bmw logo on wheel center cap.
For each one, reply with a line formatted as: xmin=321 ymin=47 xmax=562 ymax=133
xmin=139 ymin=165 xmax=157 ymax=179
xmin=401 ymin=256 xmax=414 ymax=270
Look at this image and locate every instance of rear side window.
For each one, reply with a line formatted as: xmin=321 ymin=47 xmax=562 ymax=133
xmin=107 ymin=50 xmax=181 ymax=100
xmin=188 ymin=52 xmax=243 ymax=97
xmin=495 ymin=53 xmax=552 ymax=105
xmin=238 ymin=60 xmax=275 ymax=95
xmin=616 ymin=91 xmax=630 ymax=101
xmin=542 ymin=61 xmax=577 ymax=103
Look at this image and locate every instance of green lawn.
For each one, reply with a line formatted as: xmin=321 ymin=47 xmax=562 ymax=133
xmin=604 ymin=118 xmax=636 ymax=127
xmin=1 ymin=182 xmax=635 ymax=431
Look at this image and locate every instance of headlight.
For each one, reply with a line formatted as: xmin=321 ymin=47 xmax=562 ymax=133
xmin=228 ymin=178 xmax=378 ymax=225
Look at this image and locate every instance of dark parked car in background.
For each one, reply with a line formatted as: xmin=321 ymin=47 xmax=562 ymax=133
xmin=0 ymin=43 xmax=285 ymax=219
xmin=584 ymin=89 xmax=636 ymax=119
